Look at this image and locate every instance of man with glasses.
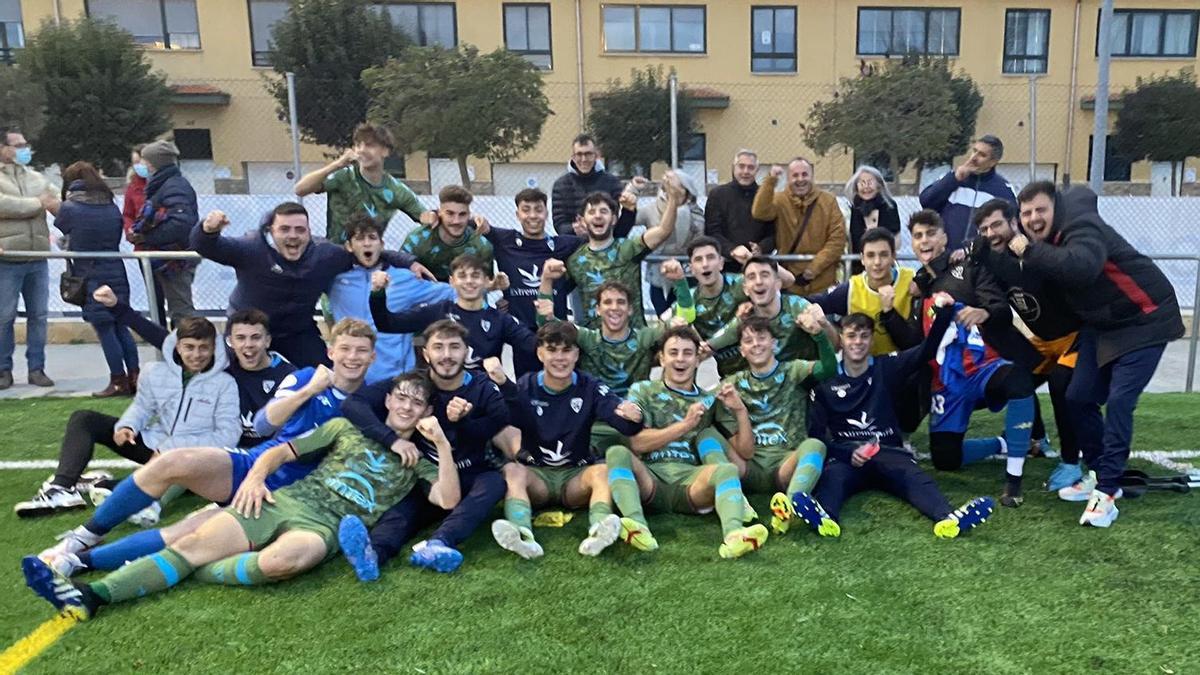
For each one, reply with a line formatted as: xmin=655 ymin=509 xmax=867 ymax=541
xmin=551 ymin=134 xmax=627 ymax=236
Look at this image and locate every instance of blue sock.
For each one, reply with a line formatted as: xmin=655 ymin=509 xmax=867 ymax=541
xmin=79 ymin=529 xmax=166 ymax=572
xmin=84 ymin=477 xmax=156 ymax=535
xmin=962 ymin=437 xmax=1002 ymax=465
xmin=1003 ymin=396 xmax=1035 ymax=458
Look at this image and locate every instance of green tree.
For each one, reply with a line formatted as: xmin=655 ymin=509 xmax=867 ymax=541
xmin=803 ymin=58 xmax=981 ymax=188
xmin=1112 ymin=69 xmax=1200 ymax=196
xmin=0 ymin=66 xmax=47 ymax=143
xmin=586 ymin=66 xmax=698 ymax=177
xmin=17 ymin=18 xmax=171 ymax=174
xmin=364 ymin=45 xmax=551 ymax=189
xmin=266 ymin=0 xmax=411 ymax=149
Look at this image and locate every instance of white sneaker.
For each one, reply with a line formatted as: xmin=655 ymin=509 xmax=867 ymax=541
xmin=39 ymin=526 xmax=103 ymax=561
xmin=578 ymin=514 xmax=621 ymax=557
xmin=1058 ymin=470 xmax=1098 ymax=502
xmin=88 ymin=485 xmax=112 ymax=507
xmin=75 ymin=470 xmax=113 ymax=493
xmin=128 ymin=502 xmax=162 ymax=528
xmin=14 ymin=482 xmax=86 ymax=518
xmin=40 ymin=551 xmax=85 ymax=578
xmin=1080 ymin=489 xmax=1121 ymax=527
xmin=490 ymin=520 xmax=544 ymax=560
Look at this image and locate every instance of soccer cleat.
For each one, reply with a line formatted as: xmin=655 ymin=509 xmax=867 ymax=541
xmin=1000 ymin=475 xmax=1024 ymax=508
xmin=75 ymin=470 xmax=113 ymax=493
xmin=337 ymin=515 xmax=379 ymax=582
xmin=768 ymin=492 xmax=795 ymax=535
xmin=128 ymin=502 xmax=162 ymax=528
xmin=578 ymin=514 xmax=622 ymax=557
xmin=490 ymin=520 xmax=544 ymax=560
xmin=22 ymin=555 xmax=98 ymax=620
xmin=1080 ymin=489 xmax=1120 ymax=528
xmin=791 ymin=492 xmax=841 ymax=538
xmin=618 ymin=517 xmax=659 ymax=552
xmin=41 ymin=551 xmax=86 ymax=578
xmin=718 ymin=524 xmax=769 ymax=559
xmin=409 ymin=539 xmax=464 ymax=573
xmin=934 ymin=497 xmax=996 ymax=539
xmin=87 ymin=484 xmax=112 ymax=507
xmin=15 ymin=482 xmax=86 ymax=518
xmin=39 ymin=526 xmax=103 ymax=562
xmin=741 ymin=497 xmax=759 ymax=524
xmin=1058 ymin=470 xmax=1098 ymax=502
xmin=1046 ymin=462 xmax=1084 ymax=492
xmin=1029 ymin=437 xmax=1059 ymax=459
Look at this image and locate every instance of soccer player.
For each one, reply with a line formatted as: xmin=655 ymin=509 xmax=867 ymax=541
xmin=400 ymin=185 xmax=494 ymax=282
xmin=328 ymin=213 xmax=455 ymax=381
xmin=482 ymin=322 xmax=645 ymax=559
xmin=908 ymin=209 xmax=1037 ymax=507
xmin=1008 ymin=181 xmax=1184 ymax=526
xmin=605 ymin=325 xmax=768 ymax=558
xmin=713 ymin=310 xmax=837 ymax=534
xmin=968 ymin=199 xmax=1081 ymax=489
xmin=370 ymin=253 xmax=535 ymax=373
xmin=339 ymin=320 xmax=508 ymax=576
xmin=562 ymin=183 xmax=682 ymax=329
xmin=34 ymin=320 xmax=378 ymax=577
xmin=23 ymin=373 xmax=459 ymax=620
xmin=789 ymin=303 xmax=995 ymax=539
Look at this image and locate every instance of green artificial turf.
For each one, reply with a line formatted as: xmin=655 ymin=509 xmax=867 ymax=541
xmin=1 ymin=396 xmax=1198 ymax=673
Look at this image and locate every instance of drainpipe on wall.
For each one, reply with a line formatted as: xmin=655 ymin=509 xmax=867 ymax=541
xmin=52 ymin=0 xmax=62 ymax=25
xmin=575 ymin=0 xmax=586 ymax=131
xmin=1064 ymin=0 xmax=1082 ymax=186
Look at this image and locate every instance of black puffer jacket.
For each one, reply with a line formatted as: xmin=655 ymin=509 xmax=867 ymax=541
xmin=550 ymin=160 xmax=624 ymax=230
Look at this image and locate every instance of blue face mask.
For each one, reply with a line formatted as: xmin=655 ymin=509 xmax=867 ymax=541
xmin=133 ymin=163 xmax=150 ymax=179
xmin=13 ymin=147 xmax=32 ymax=166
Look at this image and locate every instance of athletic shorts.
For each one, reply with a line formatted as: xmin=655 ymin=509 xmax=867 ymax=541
xmin=527 ymin=465 xmax=587 ymax=504
xmin=646 ymin=462 xmax=704 ymax=514
xmin=1030 ymin=333 xmax=1079 ymax=374
xmin=589 ymin=423 xmax=628 ymax=456
xmin=225 ymin=491 xmax=339 ymax=561
xmin=743 ymin=448 xmax=791 ymax=494
xmin=930 ymin=360 xmax=1008 ymax=435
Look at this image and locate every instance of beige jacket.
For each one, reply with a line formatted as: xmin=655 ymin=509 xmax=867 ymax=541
xmin=0 ymin=163 xmax=54 ymax=258
xmin=751 ymin=175 xmax=846 ymax=293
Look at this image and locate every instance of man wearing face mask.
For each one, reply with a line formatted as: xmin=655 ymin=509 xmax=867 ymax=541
xmin=0 ymin=125 xmax=59 ymax=390
xmin=130 ymin=139 xmax=199 ymax=328
xmin=752 ymin=158 xmax=846 ymax=295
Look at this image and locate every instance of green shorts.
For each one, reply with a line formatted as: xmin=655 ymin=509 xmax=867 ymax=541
xmin=646 ymin=462 xmax=704 ymax=514
xmin=527 ymin=465 xmax=587 ymax=504
xmin=744 ymin=448 xmax=791 ymax=494
xmin=589 ymin=423 xmax=628 ymax=457
xmin=226 ymin=492 xmax=339 ymax=561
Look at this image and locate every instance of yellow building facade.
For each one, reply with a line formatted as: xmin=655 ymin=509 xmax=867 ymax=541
xmin=9 ymin=0 xmax=1200 ymax=193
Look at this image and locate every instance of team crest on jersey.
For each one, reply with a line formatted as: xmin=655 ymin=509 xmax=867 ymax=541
xmin=270 ymin=263 xmax=284 ymax=275
xmin=263 ymin=380 xmax=275 ymax=393
xmin=570 ymin=397 xmax=583 ymax=413
xmin=830 ymin=383 xmax=850 ymax=398
xmin=1009 ymin=289 xmax=1042 ymax=321
xmin=481 ymin=320 xmax=491 ymax=332
xmin=547 ymin=238 xmax=556 ymax=251
xmin=515 ymin=237 xmax=524 ymax=247
xmin=950 ymin=265 xmax=965 ymax=280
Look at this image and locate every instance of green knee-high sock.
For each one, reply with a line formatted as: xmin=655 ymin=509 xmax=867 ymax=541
xmin=696 ymin=428 xmax=732 ymax=465
xmin=588 ymin=501 xmax=613 ymax=528
xmin=605 ymin=446 xmax=648 ymax=528
xmin=193 ymin=552 xmax=273 ymax=586
xmin=710 ymin=463 xmax=747 ymax=537
xmin=504 ymin=498 xmax=533 ymax=532
xmin=786 ymin=439 xmax=827 ymax=496
xmin=90 ymin=548 xmax=194 ymax=603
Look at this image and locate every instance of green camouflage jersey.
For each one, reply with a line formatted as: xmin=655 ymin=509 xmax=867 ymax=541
xmin=565 ymin=236 xmax=651 ymax=329
xmin=707 ymin=294 xmax=819 ymax=365
xmin=714 ymin=336 xmax=837 ymax=452
xmin=323 ymin=165 xmax=426 ymax=244
xmin=282 ymin=418 xmax=439 ymax=527
xmin=576 ymin=322 xmax=667 ymax=397
xmin=675 ymin=273 xmax=749 ymax=377
xmin=400 ymin=226 xmax=495 ymax=282
xmin=627 ymin=379 xmax=721 ymax=465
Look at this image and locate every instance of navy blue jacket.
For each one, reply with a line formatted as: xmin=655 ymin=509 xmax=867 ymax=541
xmin=56 ymin=185 xmax=129 ymax=323
xmin=919 ymin=167 xmax=1017 ymax=247
xmin=551 ymin=161 xmax=625 ymax=230
xmin=137 ymin=165 xmax=198 ymax=250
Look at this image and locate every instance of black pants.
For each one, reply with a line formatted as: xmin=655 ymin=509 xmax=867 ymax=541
xmin=814 ymin=448 xmax=954 ymax=523
xmin=271 ymin=325 xmax=331 ymax=368
xmin=895 ymin=365 xmax=931 ymax=435
xmin=53 ymin=411 xmax=156 ymax=488
xmin=368 ymin=469 xmax=505 ymax=566
xmin=929 ymin=364 xmax=1034 ymax=471
xmin=1031 ymin=364 xmax=1078 ymax=464
xmin=649 ymin=285 xmax=676 ymax=318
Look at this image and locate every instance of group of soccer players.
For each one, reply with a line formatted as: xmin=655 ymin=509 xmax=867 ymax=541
xmin=19 ymin=167 xmax=1182 ymax=624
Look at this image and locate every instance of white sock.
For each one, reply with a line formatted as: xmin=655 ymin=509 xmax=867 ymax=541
xmin=1006 ymin=457 xmax=1026 ymax=477
xmin=996 ymin=436 xmax=1008 ymax=456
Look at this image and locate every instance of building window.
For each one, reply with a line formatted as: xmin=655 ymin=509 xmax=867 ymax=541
xmin=751 ymin=6 xmax=796 ymax=73
xmin=0 ymin=0 xmax=23 ymax=65
xmin=602 ymin=5 xmax=705 ymax=54
xmin=376 ymin=2 xmax=456 ymax=47
xmin=248 ymin=0 xmax=288 ymax=67
xmin=1087 ymin=135 xmax=1132 ymax=182
xmin=1003 ymin=9 xmax=1050 ymax=73
xmin=1100 ymin=9 xmax=1198 ymax=58
xmin=174 ymin=128 xmax=213 ymax=160
xmin=87 ymin=0 xmax=201 ymax=50
xmin=857 ymin=7 xmax=960 ymax=56
xmin=504 ymin=4 xmax=552 ymax=69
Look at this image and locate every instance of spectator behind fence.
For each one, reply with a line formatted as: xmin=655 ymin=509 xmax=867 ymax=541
xmin=0 ymin=125 xmax=58 ymax=390
xmin=293 ymin=122 xmax=429 ymax=245
xmin=752 ymin=157 xmax=846 ymax=294
xmin=189 ymin=202 xmax=428 ymax=367
xmin=551 ymin=134 xmax=625 ymax=234
xmin=704 ymin=149 xmax=775 ymax=272
xmin=842 ymin=166 xmax=901 ymax=275
xmin=55 ymin=162 xmax=139 ymax=398
xmin=121 ymin=145 xmax=147 ymax=239
xmin=918 ymin=134 xmax=1017 ymax=248
xmin=130 ymin=139 xmax=198 ymax=327
xmin=635 ymin=170 xmax=706 ymax=316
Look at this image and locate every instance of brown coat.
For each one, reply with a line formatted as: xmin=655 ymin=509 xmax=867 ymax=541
xmin=751 ymin=175 xmax=846 ymax=293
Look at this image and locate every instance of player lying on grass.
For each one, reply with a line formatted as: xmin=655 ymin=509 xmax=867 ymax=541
xmin=712 ymin=309 xmax=837 ymax=535
xmin=23 ymin=373 xmax=458 ymax=621
xmin=604 ymin=325 xmax=768 ymax=559
xmin=34 ymin=320 xmax=377 ymax=578
xmin=785 ymin=299 xmax=995 ymax=539
xmin=481 ymin=321 xmax=645 ymax=559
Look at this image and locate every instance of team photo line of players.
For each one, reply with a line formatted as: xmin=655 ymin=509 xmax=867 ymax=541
xmin=16 ymin=131 xmax=1183 ymax=623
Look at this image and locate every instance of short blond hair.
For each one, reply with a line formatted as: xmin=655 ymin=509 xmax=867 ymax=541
xmin=330 ymin=318 xmax=377 ymax=346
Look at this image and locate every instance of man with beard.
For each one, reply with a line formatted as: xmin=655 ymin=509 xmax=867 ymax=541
xmin=1008 ymin=181 xmax=1184 ymax=527
xmin=704 ymin=149 xmax=775 ymax=273
xmin=400 ymin=185 xmax=494 ymax=282
xmin=751 ymin=158 xmax=846 ymax=294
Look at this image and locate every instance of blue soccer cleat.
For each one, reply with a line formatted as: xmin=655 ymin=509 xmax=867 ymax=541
xmin=790 ymin=492 xmax=841 ymax=538
xmin=23 ymin=555 xmax=98 ymax=620
xmin=409 ymin=539 xmax=464 ymax=573
xmin=338 ymin=516 xmax=379 ymax=582
xmin=934 ymin=497 xmax=995 ymax=538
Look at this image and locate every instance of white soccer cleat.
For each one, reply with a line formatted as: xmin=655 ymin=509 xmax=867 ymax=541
xmin=577 ymin=514 xmax=622 ymax=557
xmin=39 ymin=526 xmax=103 ymax=561
xmin=40 ymin=550 xmax=86 ymax=578
xmin=491 ymin=519 xmax=544 ymax=560
xmin=128 ymin=502 xmax=162 ymax=528
xmin=1058 ymin=470 xmax=1098 ymax=502
xmin=15 ymin=482 xmax=86 ymax=518
xmin=75 ymin=470 xmax=113 ymax=493
xmin=1080 ymin=489 xmax=1121 ymax=528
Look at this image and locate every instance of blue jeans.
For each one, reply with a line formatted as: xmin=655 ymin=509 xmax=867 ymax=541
xmin=91 ymin=321 xmax=139 ymax=376
xmin=0 ymin=260 xmax=48 ymax=372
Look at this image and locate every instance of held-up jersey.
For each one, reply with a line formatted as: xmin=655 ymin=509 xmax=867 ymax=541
xmin=627 ymin=380 xmax=720 ymax=465
xmin=707 ymin=294 xmax=819 ymax=365
xmin=400 ymin=226 xmax=495 ymax=282
xmin=675 ymin=273 xmax=749 ymax=376
xmin=247 ymin=367 xmax=351 ymax=488
xmin=369 ymin=294 xmax=536 ymax=372
xmin=501 ymin=371 xmax=643 ymax=467
xmin=485 ymin=227 xmax=585 ymax=326
xmin=565 ymin=236 xmax=651 ymax=329
xmin=921 ymin=298 xmax=1005 ymax=394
